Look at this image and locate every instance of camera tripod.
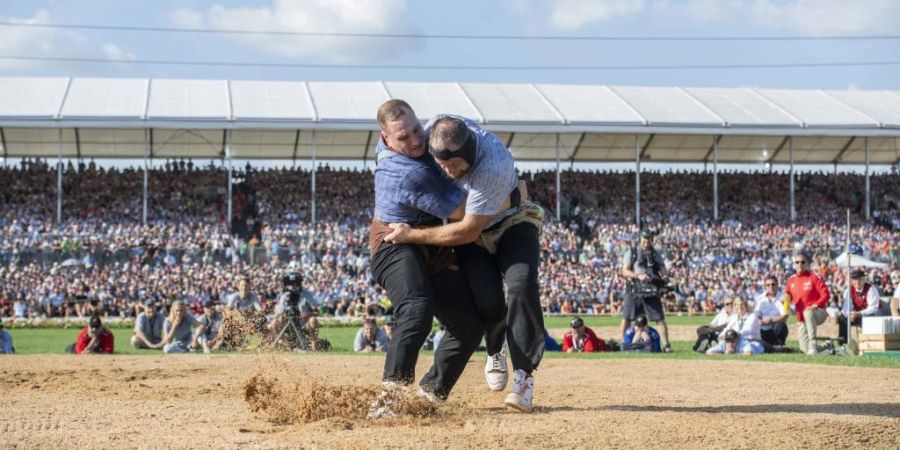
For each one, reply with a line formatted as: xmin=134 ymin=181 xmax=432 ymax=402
xmin=271 ymin=313 xmax=310 ymax=352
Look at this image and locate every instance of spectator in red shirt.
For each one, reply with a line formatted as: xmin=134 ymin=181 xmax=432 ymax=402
xmin=71 ymin=315 xmax=115 ymax=355
xmin=784 ymin=252 xmax=830 ymax=355
xmin=562 ymin=317 xmax=609 ymax=353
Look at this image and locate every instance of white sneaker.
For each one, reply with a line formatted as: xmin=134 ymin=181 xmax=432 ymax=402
xmin=417 ymin=386 xmax=445 ymax=406
xmin=503 ymin=369 xmax=534 ymax=413
xmin=806 ymin=347 xmax=817 ymax=356
xmin=484 ymin=351 xmax=509 ymax=391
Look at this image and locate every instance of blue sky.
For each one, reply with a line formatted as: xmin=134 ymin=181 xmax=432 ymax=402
xmin=1 ymin=0 xmax=899 ymax=89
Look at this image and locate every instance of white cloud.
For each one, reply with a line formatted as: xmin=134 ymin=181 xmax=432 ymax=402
xmin=102 ymin=44 xmax=137 ymax=62
xmin=549 ymin=0 xmax=646 ymax=30
xmin=679 ymin=0 xmax=900 ymax=35
xmin=0 ymin=9 xmax=137 ymax=71
xmin=171 ymin=0 xmax=416 ymax=62
xmin=169 ymin=7 xmax=205 ymax=29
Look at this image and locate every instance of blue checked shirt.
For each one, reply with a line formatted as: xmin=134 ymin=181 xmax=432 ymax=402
xmin=373 ymin=137 xmax=464 ymax=226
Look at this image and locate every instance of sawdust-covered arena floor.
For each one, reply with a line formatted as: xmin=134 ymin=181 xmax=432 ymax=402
xmin=2 ymin=353 xmax=898 ymax=449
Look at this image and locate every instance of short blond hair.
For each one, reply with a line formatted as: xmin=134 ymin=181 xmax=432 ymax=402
xmin=377 ymin=99 xmax=413 ymax=130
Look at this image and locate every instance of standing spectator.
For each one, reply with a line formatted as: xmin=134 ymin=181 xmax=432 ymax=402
xmin=754 ymin=276 xmax=789 ymax=347
xmin=784 ymin=252 xmax=830 ymax=355
xmin=354 ymin=318 xmax=388 ymax=352
xmin=131 ymin=299 xmax=165 ymax=350
xmin=71 ymin=315 xmax=114 ymax=355
xmin=561 ymin=316 xmax=609 ymax=353
xmin=160 ymin=300 xmax=200 ymax=354
xmin=839 ymin=269 xmax=884 ymax=344
xmin=0 ymin=321 xmax=13 ymax=354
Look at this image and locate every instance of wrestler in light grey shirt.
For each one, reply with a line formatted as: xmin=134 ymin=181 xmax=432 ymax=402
xmin=425 ymin=114 xmax=518 ymax=228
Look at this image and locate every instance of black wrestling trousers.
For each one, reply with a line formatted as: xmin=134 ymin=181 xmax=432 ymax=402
xmin=371 ymin=243 xmax=435 ymax=385
xmin=456 ymin=222 xmax=545 ymax=374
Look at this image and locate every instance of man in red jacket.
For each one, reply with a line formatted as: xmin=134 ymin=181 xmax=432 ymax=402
xmin=562 ymin=317 xmax=609 ymax=353
xmin=73 ymin=315 xmax=115 ymax=355
xmin=784 ymin=253 xmax=830 ymax=355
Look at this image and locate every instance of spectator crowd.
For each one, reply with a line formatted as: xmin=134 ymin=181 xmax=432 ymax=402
xmin=1 ymin=159 xmax=897 ymax=325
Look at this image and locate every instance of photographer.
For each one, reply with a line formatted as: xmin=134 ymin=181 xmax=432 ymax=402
xmin=622 ymin=315 xmax=661 ymax=352
xmin=70 ymin=315 xmax=114 ymax=355
xmin=0 ymin=321 xmax=14 ymax=354
xmin=562 ymin=316 xmax=609 ymax=353
xmin=706 ymin=298 xmax=763 ymax=355
xmin=620 ymin=229 xmax=671 ymax=352
xmin=267 ymin=272 xmax=320 ymax=346
xmin=354 ymin=318 xmax=389 ymax=353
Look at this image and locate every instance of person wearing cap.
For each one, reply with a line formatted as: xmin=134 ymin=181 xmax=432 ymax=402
xmin=839 ymin=269 xmax=885 ymax=344
xmin=562 ymin=316 xmax=608 ymax=353
xmin=783 ymin=251 xmax=830 ymax=355
xmin=192 ymin=299 xmax=223 ymax=354
xmin=72 ymin=315 xmax=114 ymax=355
xmin=0 ymin=321 xmax=14 ymax=354
xmin=131 ymin=298 xmax=166 ymax=350
xmin=621 ymin=228 xmax=672 ymax=352
xmin=622 ymin=314 xmax=662 ymax=352
xmin=382 ymin=111 xmax=544 ymax=413
xmin=382 ymin=316 xmax=396 ymax=343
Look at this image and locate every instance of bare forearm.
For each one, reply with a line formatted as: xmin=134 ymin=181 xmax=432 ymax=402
xmin=407 ymin=223 xmax=479 ymax=246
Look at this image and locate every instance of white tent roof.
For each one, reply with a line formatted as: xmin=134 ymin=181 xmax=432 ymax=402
xmin=0 ymin=77 xmax=898 ymax=163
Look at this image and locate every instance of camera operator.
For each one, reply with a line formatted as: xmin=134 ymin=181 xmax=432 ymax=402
xmin=267 ymin=272 xmax=320 ymax=345
xmin=355 ymin=318 xmax=389 ymax=353
xmin=620 ymin=229 xmax=671 ymax=352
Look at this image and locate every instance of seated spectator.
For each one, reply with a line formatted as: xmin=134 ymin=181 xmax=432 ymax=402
xmin=70 ymin=315 xmax=115 ymax=355
xmin=893 ymin=281 xmax=900 ymax=317
xmin=131 ymin=298 xmax=165 ymax=350
xmin=383 ymin=316 xmax=396 ymax=342
xmin=0 ymin=321 xmax=13 ymax=354
xmin=562 ymin=316 xmax=609 ymax=352
xmin=754 ymin=276 xmax=789 ymax=347
xmin=160 ymin=300 xmax=200 ymax=354
xmin=354 ymin=318 xmax=388 ymax=352
xmin=693 ymin=298 xmax=733 ymax=352
xmin=193 ymin=300 xmax=223 ymax=354
xmin=622 ymin=315 xmax=661 ymax=352
xmin=706 ymin=298 xmax=764 ymax=355
xmin=839 ymin=269 xmax=886 ymax=344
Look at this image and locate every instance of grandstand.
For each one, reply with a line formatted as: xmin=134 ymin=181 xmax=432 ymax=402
xmin=1 ymin=77 xmax=898 ymax=225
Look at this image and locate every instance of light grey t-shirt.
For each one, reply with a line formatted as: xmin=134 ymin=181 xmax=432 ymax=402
xmin=425 ymin=114 xmax=518 ymax=228
xmin=623 ymin=246 xmax=666 ymax=277
xmin=134 ymin=312 xmax=165 ymax=343
xmin=225 ymin=292 xmax=261 ymax=312
xmin=353 ymin=327 xmax=389 ymax=352
xmin=163 ymin=316 xmax=198 ymax=347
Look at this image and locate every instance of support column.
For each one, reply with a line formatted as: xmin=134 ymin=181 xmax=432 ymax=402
xmin=713 ymin=135 xmax=719 ymax=222
xmin=226 ymin=130 xmax=233 ymax=230
xmin=143 ymin=128 xmax=149 ymax=225
xmin=789 ymin=136 xmax=795 ymax=223
xmin=635 ymin=134 xmax=641 ymax=227
xmin=864 ymin=137 xmax=870 ymax=221
xmin=555 ymin=133 xmax=561 ymax=222
xmin=311 ymin=130 xmax=317 ymax=225
xmin=57 ymin=128 xmax=63 ymax=227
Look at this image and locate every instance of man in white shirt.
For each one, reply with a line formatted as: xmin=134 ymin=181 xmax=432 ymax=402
xmin=839 ymin=269 xmax=885 ymax=343
xmin=754 ymin=275 xmax=789 ymax=347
